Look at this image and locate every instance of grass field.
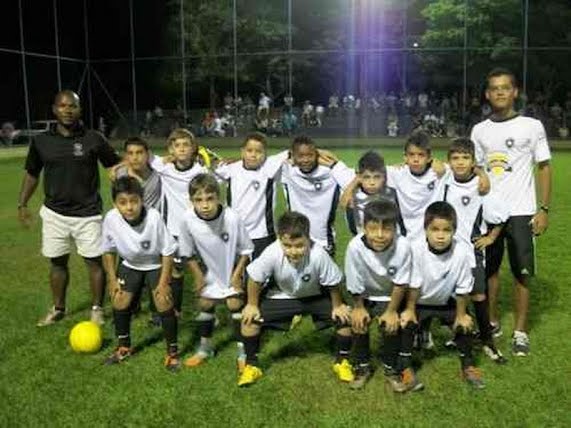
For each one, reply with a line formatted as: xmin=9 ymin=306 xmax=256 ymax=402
xmin=1 ymin=139 xmax=570 ymax=427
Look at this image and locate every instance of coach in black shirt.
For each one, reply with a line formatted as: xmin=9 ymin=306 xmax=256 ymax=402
xmin=18 ymin=90 xmax=121 ymax=326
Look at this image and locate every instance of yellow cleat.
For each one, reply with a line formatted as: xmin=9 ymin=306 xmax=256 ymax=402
xmin=238 ymin=364 xmax=263 ymax=387
xmin=333 ymin=359 xmax=355 ymax=383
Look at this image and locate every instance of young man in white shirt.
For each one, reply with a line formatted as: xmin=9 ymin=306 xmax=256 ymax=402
xmin=239 ymin=212 xmax=352 ymax=387
xmin=101 ymin=177 xmax=179 ymax=370
xmin=470 ymin=68 xmax=552 ymax=356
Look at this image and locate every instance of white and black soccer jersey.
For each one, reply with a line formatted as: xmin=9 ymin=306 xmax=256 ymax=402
xmin=346 ymin=186 xmax=406 ymax=236
xmin=247 ymin=241 xmax=343 ymax=299
xmin=471 ymin=115 xmax=551 ymax=216
xmin=409 ymin=238 xmax=474 ymax=306
xmin=435 ymin=175 xmax=509 ymax=248
xmin=115 ymin=165 xmax=162 ymax=210
xmin=281 ymin=162 xmax=355 ymax=249
xmin=386 ymin=165 xmax=448 ymax=238
xmin=101 ymin=207 xmax=177 ymax=271
xmin=345 ymin=235 xmax=411 ymax=302
xmin=178 ymin=206 xmax=254 ymax=299
xmin=215 ymin=151 xmax=288 ymax=240
xmin=150 ymin=156 xmax=208 ymax=236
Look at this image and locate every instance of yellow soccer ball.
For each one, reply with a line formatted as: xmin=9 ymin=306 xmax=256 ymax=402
xmin=69 ymin=321 xmax=103 ymax=354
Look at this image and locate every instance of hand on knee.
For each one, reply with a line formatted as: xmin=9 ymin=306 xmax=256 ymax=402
xmin=111 ymin=290 xmax=133 ymax=311
xmin=241 ymin=322 xmax=260 ymax=338
xmin=226 ymin=297 xmax=244 ymax=313
xmin=153 ymin=287 xmax=174 ymax=312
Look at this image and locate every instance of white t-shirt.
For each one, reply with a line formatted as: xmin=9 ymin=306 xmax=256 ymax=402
xmin=282 ymin=162 xmax=355 ymax=249
xmin=259 ymin=95 xmax=271 ymax=109
xmin=102 ymin=207 xmax=177 ymax=271
xmin=150 ymin=156 xmax=208 ymax=236
xmin=471 ymin=115 xmax=551 ymax=216
xmin=435 ymin=175 xmax=509 ymax=248
xmin=386 ymin=165 xmax=448 ymax=238
xmin=409 ymin=238 xmax=474 ymax=306
xmin=345 ymin=235 xmax=411 ymax=302
xmin=247 ymin=241 xmax=343 ymax=299
xmin=178 ymin=206 xmax=254 ymax=299
xmin=215 ymin=151 xmax=288 ymax=240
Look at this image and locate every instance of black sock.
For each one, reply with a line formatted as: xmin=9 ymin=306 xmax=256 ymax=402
xmin=243 ymin=334 xmax=261 ymax=366
xmin=335 ymin=333 xmax=352 ymax=362
xmin=113 ymin=309 xmax=131 ymax=348
xmin=170 ymin=276 xmax=184 ymax=313
xmin=197 ymin=319 xmax=215 ymax=338
xmin=455 ymin=332 xmax=475 ymax=368
xmin=232 ymin=313 xmax=243 ymax=343
xmin=160 ymin=309 xmax=178 ymax=352
xmin=399 ymin=322 xmax=417 ymax=370
xmin=380 ymin=326 xmax=400 ymax=372
xmin=473 ymin=300 xmax=492 ymax=344
xmin=55 ymin=306 xmax=65 ymax=312
xmin=148 ymin=287 xmax=157 ymax=314
xmin=353 ymin=333 xmax=370 ymax=366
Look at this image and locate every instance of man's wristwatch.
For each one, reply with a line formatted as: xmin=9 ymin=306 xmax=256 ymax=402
xmin=539 ymin=205 xmax=549 ymax=214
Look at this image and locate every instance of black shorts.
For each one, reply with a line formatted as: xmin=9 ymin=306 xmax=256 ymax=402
xmin=117 ymin=264 xmax=162 ymax=294
xmin=260 ymin=294 xmax=333 ymax=331
xmin=417 ymin=299 xmax=457 ymax=326
xmin=486 ymin=216 xmax=535 ymax=281
xmin=471 ymin=250 xmax=486 ymax=295
xmin=362 ymin=299 xmax=406 ymax=318
xmin=252 ymin=235 xmax=276 ymax=260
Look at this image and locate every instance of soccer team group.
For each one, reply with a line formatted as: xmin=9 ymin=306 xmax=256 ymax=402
xmin=18 ymin=68 xmax=551 ymax=391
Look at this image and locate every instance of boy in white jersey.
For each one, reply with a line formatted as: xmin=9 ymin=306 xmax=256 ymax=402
xmin=281 ymin=135 xmax=355 ymax=256
xmin=150 ymin=129 xmax=209 ymax=316
xmin=345 ymin=200 xmax=420 ymax=392
xmin=239 ymin=212 xmax=352 ymax=387
xmin=471 ymin=68 xmax=552 ymax=356
xmin=402 ymin=202 xmax=485 ymax=389
xmin=101 ymin=177 xmax=180 ymax=370
xmin=342 ymin=151 xmax=405 ymax=236
xmin=215 ymin=132 xmax=289 ymax=259
xmin=178 ymin=174 xmax=254 ymax=369
xmin=437 ymin=138 xmax=508 ymax=364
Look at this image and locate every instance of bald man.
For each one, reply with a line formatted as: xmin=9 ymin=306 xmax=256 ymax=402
xmin=18 ymin=90 xmax=121 ymax=326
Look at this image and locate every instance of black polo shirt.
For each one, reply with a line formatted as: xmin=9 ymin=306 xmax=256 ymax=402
xmin=25 ymin=127 xmax=120 ymax=217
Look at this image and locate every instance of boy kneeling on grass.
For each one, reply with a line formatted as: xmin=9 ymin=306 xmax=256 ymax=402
xmin=102 ymin=176 xmax=180 ymax=370
xmin=239 ymin=211 xmax=352 ymax=387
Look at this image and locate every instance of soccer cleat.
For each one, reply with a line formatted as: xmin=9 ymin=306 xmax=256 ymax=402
xmin=332 ymin=359 xmax=354 ymax=383
xmin=399 ymin=367 xmax=424 ymax=393
xmin=421 ymin=330 xmax=435 ymax=350
xmin=490 ymin=322 xmax=503 ymax=338
xmin=512 ymin=331 xmax=530 ymax=357
xmin=238 ymin=364 xmax=263 ymax=387
xmin=37 ymin=307 xmax=65 ymax=327
xmin=289 ymin=314 xmax=303 ymax=330
xmin=384 ymin=373 xmax=406 ymax=393
xmin=184 ymin=349 xmax=215 ymax=368
xmin=164 ymin=353 xmax=181 ymax=372
xmin=462 ymin=366 xmax=485 ymax=389
xmin=104 ymin=346 xmax=132 ymax=365
xmin=90 ymin=306 xmax=105 ymax=326
xmin=350 ymin=365 xmax=373 ymax=390
xmin=444 ymin=338 xmax=457 ymax=349
xmin=482 ymin=342 xmax=508 ymax=364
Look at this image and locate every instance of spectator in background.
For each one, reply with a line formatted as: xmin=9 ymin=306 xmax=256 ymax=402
xmin=302 ymin=100 xmax=314 ymax=128
xmin=1 ymin=122 xmax=16 ymax=147
xmin=315 ymin=105 xmax=325 ymax=128
xmin=258 ymin=92 xmax=271 ymax=118
xmin=282 ymin=107 xmax=298 ymax=136
xmin=418 ymin=90 xmax=429 ymax=114
xmin=328 ymin=93 xmax=340 ymax=116
xmin=212 ymin=112 xmax=225 ymax=137
xmin=284 ymin=93 xmax=294 ymax=109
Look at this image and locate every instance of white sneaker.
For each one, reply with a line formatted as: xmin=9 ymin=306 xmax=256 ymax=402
xmin=90 ymin=306 xmax=105 ymax=325
xmin=37 ymin=306 xmax=65 ymax=327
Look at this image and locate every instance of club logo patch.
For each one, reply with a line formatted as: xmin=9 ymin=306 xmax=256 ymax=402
xmin=461 ymin=196 xmax=471 ymax=206
xmin=388 ymin=266 xmax=397 ymax=276
xmin=427 ymin=181 xmax=435 ymax=190
xmin=140 ymin=240 xmax=151 ymax=250
xmin=314 ymin=181 xmax=323 ymax=191
xmin=252 ymin=180 xmax=260 ymax=190
xmin=220 ymin=232 xmax=229 ymax=242
xmin=73 ymin=142 xmax=84 ymax=157
xmin=302 ymin=273 xmax=311 ymax=282
xmin=505 ymin=138 xmax=514 ymax=148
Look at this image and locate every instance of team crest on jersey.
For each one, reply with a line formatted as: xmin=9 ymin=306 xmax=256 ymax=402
xmin=427 ymin=181 xmax=435 ymax=190
xmin=314 ymin=181 xmax=323 ymax=191
xmin=461 ymin=196 xmax=471 ymax=206
xmin=388 ymin=266 xmax=397 ymax=276
xmin=505 ymin=138 xmax=515 ymax=148
xmin=140 ymin=240 xmax=151 ymax=250
xmin=252 ymin=180 xmax=260 ymax=190
xmin=220 ymin=232 xmax=229 ymax=242
xmin=302 ymin=273 xmax=311 ymax=282
xmin=73 ymin=142 xmax=84 ymax=157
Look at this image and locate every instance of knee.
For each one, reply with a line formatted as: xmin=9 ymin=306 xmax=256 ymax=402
xmin=153 ymin=288 xmax=174 ymax=312
xmin=83 ymin=256 xmax=103 ymax=268
xmin=351 ymin=325 xmax=368 ymax=335
xmin=112 ymin=290 xmax=134 ymax=311
xmin=226 ymin=297 xmax=244 ymax=313
xmin=241 ymin=322 xmax=260 ymax=337
xmin=50 ymin=255 xmax=69 ymax=271
xmin=336 ymin=326 xmax=351 ymax=337
xmin=198 ymin=298 xmax=215 ymax=312
xmin=471 ymin=293 xmax=486 ymax=302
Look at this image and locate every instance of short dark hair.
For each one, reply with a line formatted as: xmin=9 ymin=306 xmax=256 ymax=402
xmin=188 ymin=173 xmax=220 ymax=198
xmin=424 ymin=201 xmax=457 ymax=230
xmin=404 ymin=130 xmax=431 ymax=154
xmin=291 ymin=135 xmax=316 ymax=152
xmin=448 ymin=137 xmax=475 ymax=160
xmin=123 ymin=136 xmax=149 ymax=152
xmin=112 ymin=176 xmax=143 ymax=201
xmin=486 ymin=67 xmax=518 ymax=88
xmin=242 ymin=132 xmax=267 ymax=149
xmin=363 ymin=200 xmax=397 ymax=228
xmin=277 ymin=211 xmax=310 ymax=239
xmin=358 ymin=151 xmax=386 ymax=174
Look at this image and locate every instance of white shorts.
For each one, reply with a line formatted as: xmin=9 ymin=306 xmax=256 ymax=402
xmin=39 ymin=205 xmax=103 ymax=259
